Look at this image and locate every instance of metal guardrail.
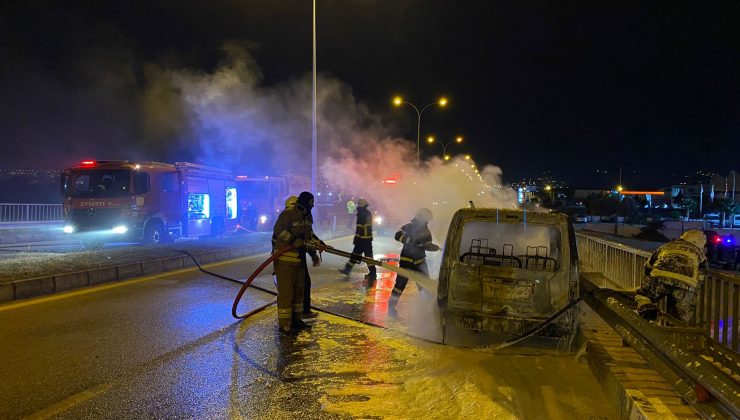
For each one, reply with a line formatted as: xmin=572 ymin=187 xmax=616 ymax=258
xmin=0 ymin=203 xmax=63 ymax=223
xmin=576 ymin=232 xmax=740 ymax=352
xmin=581 ymin=275 xmax=739 ymax=418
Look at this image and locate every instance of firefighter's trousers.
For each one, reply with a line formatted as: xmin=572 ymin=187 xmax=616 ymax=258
xmin=635 ymin=275 xmax=697 ymax=323
xmin=274 ymin=262 xmax=305 ymax=330
xmin=389 ymin=257 xmax=428 ymax=309
xmin=343 ymin=239 xmax=376 ymax=277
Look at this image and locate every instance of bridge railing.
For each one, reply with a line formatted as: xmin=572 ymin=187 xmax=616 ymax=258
xmin=576 ymin=232 xmax=739 ymax=352
xmin=0 ymin=203 xmax=64 ymax=223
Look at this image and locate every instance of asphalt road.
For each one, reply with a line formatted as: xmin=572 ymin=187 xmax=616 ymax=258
xmin=0 ymin=235 xmax=617 ymax=419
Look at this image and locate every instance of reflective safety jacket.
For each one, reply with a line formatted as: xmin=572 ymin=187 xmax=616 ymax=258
xmin=645 ymin=238 xmax=708 ymax=290
xmin=395 ymin=220 xmax=435 ymax=265
xmin=354 ymin=207 xmax=373 ymax=241
xmin=273 ymin=207 xmax=316 ymax=266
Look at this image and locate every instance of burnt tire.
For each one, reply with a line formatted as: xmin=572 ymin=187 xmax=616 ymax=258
xmin=143 ymin=221 xmax=165 ymax=245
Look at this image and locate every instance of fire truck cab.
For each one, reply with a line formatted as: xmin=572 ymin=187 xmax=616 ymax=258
xmin=61 ymin=160 xmax=239 ymax=247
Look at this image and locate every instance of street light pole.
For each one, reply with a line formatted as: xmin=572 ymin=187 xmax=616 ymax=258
xmin=392 ymin=96 xmax=447 ymax=169
xmin=427 ymin=135 xmax=463 ymax=163
xmin=310 ymin=0 xmax=318 ymax=194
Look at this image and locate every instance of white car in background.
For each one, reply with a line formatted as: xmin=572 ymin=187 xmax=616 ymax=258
xmin=703 ymin=214 xmax=721 ymax=228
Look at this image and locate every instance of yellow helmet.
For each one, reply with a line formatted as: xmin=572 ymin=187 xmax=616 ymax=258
xmin=357 ymin=198 xmax=369 ymax=208
xmin=285 ymin=195 xmax=298 ymax=209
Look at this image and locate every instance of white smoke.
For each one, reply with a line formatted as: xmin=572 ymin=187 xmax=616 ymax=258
xmin=161 ymin=43 xmax=521 ymax=241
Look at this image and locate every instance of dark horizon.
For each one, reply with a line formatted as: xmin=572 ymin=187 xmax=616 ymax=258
xmin=2 ymin=1 xmax=740 ymax=188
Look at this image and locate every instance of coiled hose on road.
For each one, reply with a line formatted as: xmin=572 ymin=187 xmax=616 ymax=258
xmin=178 ymin=246 xmax=596 ymax=350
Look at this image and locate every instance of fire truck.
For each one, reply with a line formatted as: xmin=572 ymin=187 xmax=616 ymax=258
xmin=61 ymin=160 xmax=239 ymax=247
xmin=234 ymin=174 xmax=310 ymax=230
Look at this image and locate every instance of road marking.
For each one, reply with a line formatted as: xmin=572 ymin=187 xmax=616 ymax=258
xmin=0 ymin=256 xmax=260 ymax=312
xmin=541 ymin=386 xmax=564 ymax=420
xmin=24 ymin=382 xmax=114 ymax=420
xmin=0 ymin=236 xmax=351 ymax=312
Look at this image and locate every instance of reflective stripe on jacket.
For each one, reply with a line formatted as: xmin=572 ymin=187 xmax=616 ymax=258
xmin=395 ymin=221 xmax=433 ymax=261
xmin=354 ymin=207 xmax=373 ymax=240
xmin=645 ymin=239 xmax=707 ymax=290
xmin=272 ymin=207 xmax=315 ymax=266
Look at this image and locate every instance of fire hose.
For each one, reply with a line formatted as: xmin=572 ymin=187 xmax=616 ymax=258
xmin=180 ymin=241 xmax=595 ymax=349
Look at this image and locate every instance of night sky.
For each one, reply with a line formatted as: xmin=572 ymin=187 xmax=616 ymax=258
xmin=2 ymin=0 xmax=740 ymax=188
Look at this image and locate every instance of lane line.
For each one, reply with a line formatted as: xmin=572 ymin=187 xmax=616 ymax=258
xmin=23 ymin=382 xmax=115 ymax=420
xmin=0 ymin=236 xmax=351 ymax=312
xmin=0 ymin=254 xmax=269 ymax=312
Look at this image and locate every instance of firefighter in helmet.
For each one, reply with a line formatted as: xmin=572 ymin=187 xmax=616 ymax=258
xmin=635 ymin=230 xmax=708 ymax=323
xmin=339 ymin=198 xmax=376 ymax=281
xmin=272 ymin=192 xmax=320 ymax=334
xmin=388 ymin=208 xmax=439 ymax=317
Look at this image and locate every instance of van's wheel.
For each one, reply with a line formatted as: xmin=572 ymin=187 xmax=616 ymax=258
xmin=143 ymin=222 xmax=165 ymax=245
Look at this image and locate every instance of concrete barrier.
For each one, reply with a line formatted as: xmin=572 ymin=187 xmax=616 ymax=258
xmin=88 ymin=267 xmax=119 ymax=285
xmin=13 ymin=277 xmax=55 ymax=300
xmin=0 ymin=242 xmax=274 ymax=303
xmin=54 ymin=271 xmax=89 ymax=292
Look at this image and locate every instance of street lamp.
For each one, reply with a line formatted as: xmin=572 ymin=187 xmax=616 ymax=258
xmin=427 ymin=135 xmax=463 ymax=163
xmin=544 ymin=185 xmax=554 ymax=204
xmin=392 ymin=96 xmax=448 ymax=169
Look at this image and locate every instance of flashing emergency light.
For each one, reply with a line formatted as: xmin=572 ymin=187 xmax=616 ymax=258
xmin=236 ymin=175 xmax=248 ymax=180
xmin=726 ymin=236 xmax=735 ymax=245
xmin=80 ymin=160 xmax=96 ymax=166
xmin=714 ymin=236 xmax=722 ymax=244
xmin=259 ymin=215 xmax=268 ymax=224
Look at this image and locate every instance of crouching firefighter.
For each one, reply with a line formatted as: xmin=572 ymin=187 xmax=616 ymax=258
xmin=388 ymin=208 xmax=440 ymax=317
xmin=339 ymin=198 xmax=377 ymax=281
xmin=634 ymin=230 xmax=708 ymax=323
xmin=272 ymin=192 xmax=319 ymax=334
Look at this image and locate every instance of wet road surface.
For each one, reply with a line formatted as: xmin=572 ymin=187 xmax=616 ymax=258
xmin=0 ymin=236 xmax=617 ymax=419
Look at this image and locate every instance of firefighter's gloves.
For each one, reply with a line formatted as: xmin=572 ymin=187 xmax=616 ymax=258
xmin=635 ymin=294 xmax=659 ymax=321
xmin=292 ymin=238 xmax=305 ymax=248
xmin=638 ymin=305 xmax=659 ymax=322
xmin=311 ymin=254 xmax=321 ymax=267
xmin=425 ymin=243 xmax=440 ymax=252
xmin=304 ymin=239 xmax=324 ymax=251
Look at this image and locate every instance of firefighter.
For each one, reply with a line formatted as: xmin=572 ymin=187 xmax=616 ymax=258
xmin=388 ymin=208 xmax=440 ymax=317
xmin=303 ymin=209 xmax=324 ymax=319
xmin=339 ymin=198 xmax=376 ymax=281
xmin=635 ymin=230 xmax=708 ymax=323
xmin=272 ymin=191 xmax=318 ymax=334
xmin=346 ymin=197 xmax=356 ymax=228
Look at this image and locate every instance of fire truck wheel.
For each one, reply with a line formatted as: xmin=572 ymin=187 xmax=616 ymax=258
xmin=143 ymin=221 xmax=166 ymax=245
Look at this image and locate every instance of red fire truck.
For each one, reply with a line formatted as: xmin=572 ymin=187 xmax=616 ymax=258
xmin=234 ymin=174 xmax=310 ymax=230
xmin=61 ymin=160 xmax=239 ymax=247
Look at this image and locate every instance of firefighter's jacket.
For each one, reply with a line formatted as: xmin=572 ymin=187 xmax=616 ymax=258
xmin=273 ymin=207 xmax=317 ymax=266
xmin=354 ymin=207 xmax=373 ymax=242
xmin=394 ymin=220 xmax=436 ymax=265
xmin=644 ymin=239 xmax=708 ymax=291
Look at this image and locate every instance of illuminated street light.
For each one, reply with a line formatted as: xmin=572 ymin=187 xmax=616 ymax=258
xmin=392 ymin=96 xmax=449 ymax=169
xmin=427 ymin=135 xmax=464 ymax=163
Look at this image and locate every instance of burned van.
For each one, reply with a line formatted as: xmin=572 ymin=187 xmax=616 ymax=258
xmin=437 ymin=208 xmax=579 ymax=346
